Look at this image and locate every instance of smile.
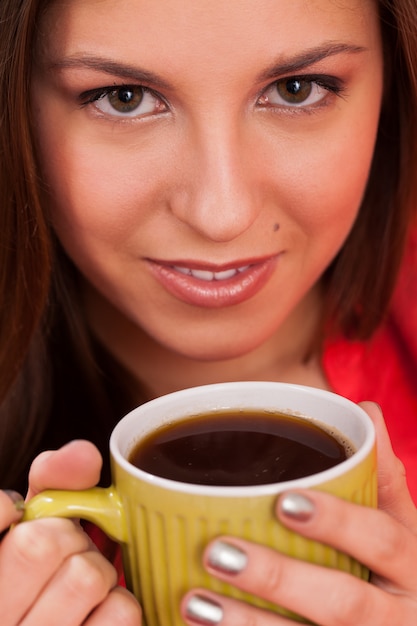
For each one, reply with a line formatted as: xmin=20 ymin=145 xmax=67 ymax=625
xmin=147 ymin=256 xmax=279 ymax=308
xmin=173 ymin=265 xmax=250 ymax=281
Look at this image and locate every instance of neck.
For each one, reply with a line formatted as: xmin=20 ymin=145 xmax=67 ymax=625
xmin=84 ymin=283 xmax=328 ymax=402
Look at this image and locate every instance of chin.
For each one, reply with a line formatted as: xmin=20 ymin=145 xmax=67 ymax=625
xmin=160 ymin=333 xmax=267 ymax=364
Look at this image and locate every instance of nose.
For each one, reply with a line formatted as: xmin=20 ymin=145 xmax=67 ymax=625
xmin=169 ymin=119 xmax=261 ymax=243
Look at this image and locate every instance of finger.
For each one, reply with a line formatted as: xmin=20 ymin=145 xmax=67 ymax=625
xmin=360 ymin=401 xmax=417 ymax=529
xmin=0 ymin=518 xmax=90 ymax=624
xmin=20 ymin=550 xmax=117 ymax=626
xmin=0 ymin=490 xmax=25 ymax=532
xmin=199 ymin=539 xmax=414 ymax=626
xmin=276 ymin=489 xmax=417 ymax=590
xmin=182 ymin=589 xmax=295 ymax=626
xmin=27 ymin=440 xmax=103 ymax=499
xmin=85 ymin=587 xmax=142 ymax=626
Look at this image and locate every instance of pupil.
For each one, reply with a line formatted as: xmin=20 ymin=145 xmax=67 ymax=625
xmin=118 ymin=88 xmax=134 ymax=103
xmin=277 ymin=78 xmax=312 ymax=104
xmin=287 ymin=79 xmax=302 ymax=95
xmin=108 ymin=86 xmax=143 ymax=113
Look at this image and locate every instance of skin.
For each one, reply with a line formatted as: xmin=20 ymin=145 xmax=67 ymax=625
xmin=32 ymin=0 xmax=383 ymax=397
xmin=2 ymin=406 xmax=416 ymax=625
xmin=0 ymin=442 xmax=141 ymax=625
xmin=182 ymin=404 xmax=417 ymax=625
xmin=1 ymin=0 xmax=415 ymax=624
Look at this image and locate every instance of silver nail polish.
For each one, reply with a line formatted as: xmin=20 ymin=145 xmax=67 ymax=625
xmin=208 ymin=540 xmax=248 ymax=574
xmin=4 ymin=490 xmax=25 ymax=511
xmin=280 ymin=492 xmax=315 ymax=521
xmin=186 ymin=595 xmax=223 ymax=625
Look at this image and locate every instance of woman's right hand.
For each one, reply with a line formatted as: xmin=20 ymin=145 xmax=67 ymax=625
xmin=0 ymin=440 xmax=142 ymax=626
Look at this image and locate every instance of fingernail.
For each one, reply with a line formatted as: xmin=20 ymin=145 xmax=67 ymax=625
xmin=185 ymin=594 xmax=223 ymax=625
xmin=4 ymin=490 xmax=25 ymax=511
xmin=279 ymin=492 xmax=315 ymax=522
xmin=207 ymin=540 xmax=248 ymax=575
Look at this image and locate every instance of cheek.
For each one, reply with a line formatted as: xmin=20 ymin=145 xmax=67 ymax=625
xmin=41 ymin=136 xmax=163 ymax=248
xmin=282 ymin=127 xmax=377 ymax=239
xmin=32 ymin=95 xmax=170 ymax=247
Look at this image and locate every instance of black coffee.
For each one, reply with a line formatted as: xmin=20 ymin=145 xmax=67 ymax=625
xmin=128 ymin=410 xmax=352 ymax=486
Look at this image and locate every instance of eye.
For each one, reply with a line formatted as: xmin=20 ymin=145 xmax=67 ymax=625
xmin=258 ymin=75 xmax=343 ymax=109
xmin=80 ymin=85 xmax=167 ymax=118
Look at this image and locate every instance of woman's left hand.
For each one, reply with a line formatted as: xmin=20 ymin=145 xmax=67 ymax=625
xmin=181 ymin=402 xmax=417 ymax=625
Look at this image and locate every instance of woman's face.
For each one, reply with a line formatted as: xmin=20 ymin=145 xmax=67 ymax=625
xmin=33 ymin=0 xmax=383 ymax=362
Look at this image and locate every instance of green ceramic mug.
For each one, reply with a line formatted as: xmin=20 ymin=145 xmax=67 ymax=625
xmin=22 ymin=382 xmax=377 ymax=625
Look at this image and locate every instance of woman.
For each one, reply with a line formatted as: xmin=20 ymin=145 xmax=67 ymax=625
xmin=0 ymin=0 xmax=416 ymax=623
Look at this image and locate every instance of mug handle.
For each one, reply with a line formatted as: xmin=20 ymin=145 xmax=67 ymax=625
xmin=21 ymin=487 xmax=128 ymax=543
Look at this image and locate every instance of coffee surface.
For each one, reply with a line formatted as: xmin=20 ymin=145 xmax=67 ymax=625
xmin=128 ymin=410 xmax=351 ymax=486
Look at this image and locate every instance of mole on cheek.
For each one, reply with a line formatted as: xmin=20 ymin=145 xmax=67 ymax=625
xmin=273 ymin=223 xmax=280 ymax=232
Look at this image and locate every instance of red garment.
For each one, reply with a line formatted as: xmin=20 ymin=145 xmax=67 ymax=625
xmin=88 ymin=227 xmax=417 ymax=579
xmin=324 ymin=227 xmax=417 ymax=503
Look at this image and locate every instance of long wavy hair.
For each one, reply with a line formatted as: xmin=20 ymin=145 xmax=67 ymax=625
xmin=0 ymin=0 xmax=416 ymax=489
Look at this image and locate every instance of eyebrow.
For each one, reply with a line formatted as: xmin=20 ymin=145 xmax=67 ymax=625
xmin=257 ymin=42 xmax=367 ymax=81
xmin=48 ymin=41 xmax=366 ymax=88
xmin=48 ymin=55 xmax=172 ymax=90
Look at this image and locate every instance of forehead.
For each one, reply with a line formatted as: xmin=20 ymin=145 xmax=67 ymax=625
xmin=38 ymin=0 xmax=381 ymax=76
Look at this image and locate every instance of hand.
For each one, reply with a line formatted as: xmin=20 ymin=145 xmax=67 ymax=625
xmin=0 ymin=440 xmax=142 ymax=626
xmin=181 ymin=402 xmax=417 ymax=625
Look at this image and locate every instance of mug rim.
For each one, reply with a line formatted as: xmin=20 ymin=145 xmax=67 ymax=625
xmin=110 ymin=381 xmax=376 ymax=497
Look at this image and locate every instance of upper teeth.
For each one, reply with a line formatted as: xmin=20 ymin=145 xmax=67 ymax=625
xmin=174 ymin=265 xmax=249 ymax=281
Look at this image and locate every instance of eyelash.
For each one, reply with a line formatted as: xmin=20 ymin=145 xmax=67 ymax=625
xmin=78 ymin=73 xmax=345 ymax=119
xmin=286 ymin=74 xmax=344 ymax=94
xmin=79 ymin=84 xmax=166 ymax=117
xmin=258 ymin=74 xmax=345 ymax=111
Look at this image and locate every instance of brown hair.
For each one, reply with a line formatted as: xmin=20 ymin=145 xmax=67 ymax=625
xmin=0 ymin=0 xmax=416 ymax=489
xmin=324 ymin=0 xmax=417 ymax=337
xmin=0 ymin=0 xmax=52 ymax=486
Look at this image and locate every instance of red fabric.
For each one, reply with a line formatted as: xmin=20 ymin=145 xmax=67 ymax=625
xmin=323 ymin=226 xmax=417 ymax=503
xmin=84 ymin=521 xmax=126 ymax=585
xmin=86 ymin=227 xmax=417 ymax=580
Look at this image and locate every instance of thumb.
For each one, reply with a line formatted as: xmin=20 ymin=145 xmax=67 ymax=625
xmin=360 ymin=401 xmax=417 ymax=530
xmin=0 ymin=490 xmax=24 ymax=533
xmin=27 ymin=439 xmax=103 ymax=500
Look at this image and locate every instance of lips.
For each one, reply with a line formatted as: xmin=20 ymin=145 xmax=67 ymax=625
xmin=147 ymin=256 xmax=278 ymax=308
